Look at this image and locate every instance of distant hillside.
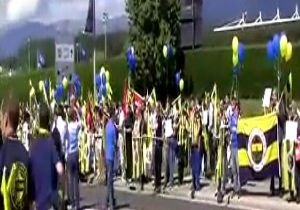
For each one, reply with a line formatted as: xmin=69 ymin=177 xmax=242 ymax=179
xmin=0 ymin=15 xmax=128 ymax=59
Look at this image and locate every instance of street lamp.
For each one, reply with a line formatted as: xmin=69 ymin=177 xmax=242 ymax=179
xmin=76 ymin=42 xmax=79 ymax=63
xmin=27 ymin=38 xmax=31 ymax=72
xmin=102 ymin=12 xmax=109 ymax=60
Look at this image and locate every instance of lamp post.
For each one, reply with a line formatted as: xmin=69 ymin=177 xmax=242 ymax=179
xmin=76 ymin=42 xmax=79 ymax=63
xmin=102 ymin=12 xmax=109 ymax=60
xmin=27 ymin=38 xmax=31 ymax=72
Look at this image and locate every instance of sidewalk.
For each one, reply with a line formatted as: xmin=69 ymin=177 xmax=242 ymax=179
xmin=113 ymin=177 xmax=300 ymax=210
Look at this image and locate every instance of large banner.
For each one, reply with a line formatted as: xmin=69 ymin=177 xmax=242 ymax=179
xmin=238 ymin=113 xmax=279 ymax=184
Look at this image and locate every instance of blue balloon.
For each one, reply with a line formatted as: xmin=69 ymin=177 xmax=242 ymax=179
xmin=58 ymin=83 xmax=64 ymax=94
xmin=72 ymin=74 xmax=80 ymax=83
xmin=101 ymin=85 xmax=107 ymax=97
xmin=54 ymin=84 xmax=64 ymax=102
xmin=175 ymin=72 xmax=180 ymax=86
xmin=97 ymin=89 xmax=102 ymax=102
xmin=54 ymin=91 xmax=59 ymax=102
xmin=127 ymin=47 xmax=131 ymax=59
xmin=267 ymin=41 xmax=275 ymax=62
xmin=44 ymin=79 xmax=49 ymax=94
xmin=272 ymin=34 xmax=280 ymax=59
xmin=74 ymin=81 xmax=81 ymax=97
xmin=102 ymin=73 xmax=106 ymax=86
xmin=128 ymin=54 xmax=136 ymax=73
xmin=238 ymin=43 xmax=245 ymax=64
xmin=96 ymin=74 xmax=101 ymax=89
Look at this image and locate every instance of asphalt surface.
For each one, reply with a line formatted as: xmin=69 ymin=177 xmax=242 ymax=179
xmin=79 ymin=184 xmax=245 ymax=210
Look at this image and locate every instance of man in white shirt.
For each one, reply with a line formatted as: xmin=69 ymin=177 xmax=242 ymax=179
xmin=117 ymin=103 xmax=126 ymax=181
xmin=52 ymin=105 xmax=68 ymax=156
xmin=163 ymin=103 xmax=177 ymax=191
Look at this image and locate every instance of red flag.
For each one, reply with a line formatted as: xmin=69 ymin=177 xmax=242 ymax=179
xmin=132 ymin=90 xmax=143 ymax=109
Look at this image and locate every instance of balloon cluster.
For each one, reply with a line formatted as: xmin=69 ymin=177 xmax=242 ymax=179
xmin=163 ymin=44 xmax=173 ymax=59
xmin=96 ymin=66 xmax=112 ymax=103
xmin=267 ymin=33 xmax=293 ymax=62
xmin=72 ymin=74 xmax=81 ymax=98
xmin=175 ymin=71 xmax=184 ymax=92
xmin=54 ymin=83 xmax=64 ymax=103
xmin=127 ymin=46 xmax=137 ymax=73
xmin=232 ymin=36 xmax=245 ymax=67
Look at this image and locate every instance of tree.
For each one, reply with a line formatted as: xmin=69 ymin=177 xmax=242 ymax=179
xmin=126 ymin=0 xmax=180 ymax=98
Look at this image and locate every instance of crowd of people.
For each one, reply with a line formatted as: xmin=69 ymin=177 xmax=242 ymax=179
xmin=1 ymin=85 xmax=300 ymax=210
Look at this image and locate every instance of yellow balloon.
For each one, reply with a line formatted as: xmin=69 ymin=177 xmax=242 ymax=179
xmin=50 ymin=89 xmax=55 ymax=99
xmin=280 ymin=34 xmax=288 ymax=58
xmin=30 ymin=87 xmax=35 ymax=98
xmin=232 ymin=53 xmax=239 ymax=67
xmin=232 ymin=36 xmax=239 ymax=54
xmin=179 ymin=79 xmax=184 ymax=92
xmin=82 ymin=104 xmax=86 ymax=117
xmin=39 ymin=80 xmax=44 ymax=92
xmin=106 ymin=83 xmax=110 ymax=94
xmin=285 ymin=42 xmax=293 ymax=62
xmin=163 ymin=45 xmax=168 ymax=58
xmin=105 ymin=70 xmax=110 ymax=82
xmin=62 ymin=77 xmax=68 ymax=89
xmin=100 ymin=66 xmax=105 ymax=75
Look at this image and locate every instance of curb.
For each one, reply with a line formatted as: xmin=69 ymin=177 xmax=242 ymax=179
xmin=113 ymin=182 xmax=300 ymax=210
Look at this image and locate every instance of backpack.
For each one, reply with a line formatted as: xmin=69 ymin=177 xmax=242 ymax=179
xmin=52 ymin=120 xmax=63 ymax=159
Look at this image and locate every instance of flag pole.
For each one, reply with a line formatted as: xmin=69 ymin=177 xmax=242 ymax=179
xmin=93 ymin=0 xmax=96 ymax=102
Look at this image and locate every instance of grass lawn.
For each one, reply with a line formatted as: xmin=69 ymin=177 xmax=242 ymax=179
xmin=1 ymin=42 xmax=299 ymax=118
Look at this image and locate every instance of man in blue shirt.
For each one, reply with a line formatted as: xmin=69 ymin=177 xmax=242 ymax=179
xmin=105 ymin=107 xmax=117 ymax=210
xmin=30 ymin=103 xmax=64 ymax=210
xmin=66 ymin=108 xmax=81 ymax=210
xmin=229 ymin=100 xmax=240 ymax=198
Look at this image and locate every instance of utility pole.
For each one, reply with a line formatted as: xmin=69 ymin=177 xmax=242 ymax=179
xmin=103 ymin=12 xmax=108 ymax=60
xmin=76 ymin=42 xmax=79 ymax=63
xmin=27 ymin=38 xmax=31 ymax=72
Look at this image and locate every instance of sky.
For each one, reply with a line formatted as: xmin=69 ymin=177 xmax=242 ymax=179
xmin=0 ymin=0 xmax=126 ymax=28
xmin=0 ymin=0 xmax=299 ymax=29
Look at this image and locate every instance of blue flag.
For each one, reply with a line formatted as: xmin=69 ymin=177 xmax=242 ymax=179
xmin=84 ymin=0 xmax=95 ymax=34
xmin=37 ymin=50 xmax=46 ymax=69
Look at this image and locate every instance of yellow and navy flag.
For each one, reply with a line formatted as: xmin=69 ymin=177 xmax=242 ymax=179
xmin=238 ymin=112 xmax=279 ymax=184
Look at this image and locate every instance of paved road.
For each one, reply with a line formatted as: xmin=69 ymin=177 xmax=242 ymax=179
xmin=80 ymin=184 xmax=245 ymax=210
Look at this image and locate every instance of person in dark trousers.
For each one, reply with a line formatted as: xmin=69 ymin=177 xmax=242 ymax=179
xmin=163 ymin=101 xmax=177 ymax=191
xmin=154 ymin=103 xmax=163 ymax=193
xmin=124 ymin=104 xmax=134 ymax=182
xmin=105 ymin=107 xmax=117 ymax=210
xmin=0 ymin=97 xmax=30 ymax=210
xmin=229 ymin=101 xmax=240 ymax=198
xmin=30 ymin=103 xmax=64 ymax=210
xmin=66 ymin=108 xmax=81 ymax=210
xmin=190 ymin=111 xmax=202 ymax=199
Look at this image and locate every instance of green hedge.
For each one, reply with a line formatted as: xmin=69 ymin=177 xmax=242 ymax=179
xmin=1 ymin=45 xmax=299 ymax=102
